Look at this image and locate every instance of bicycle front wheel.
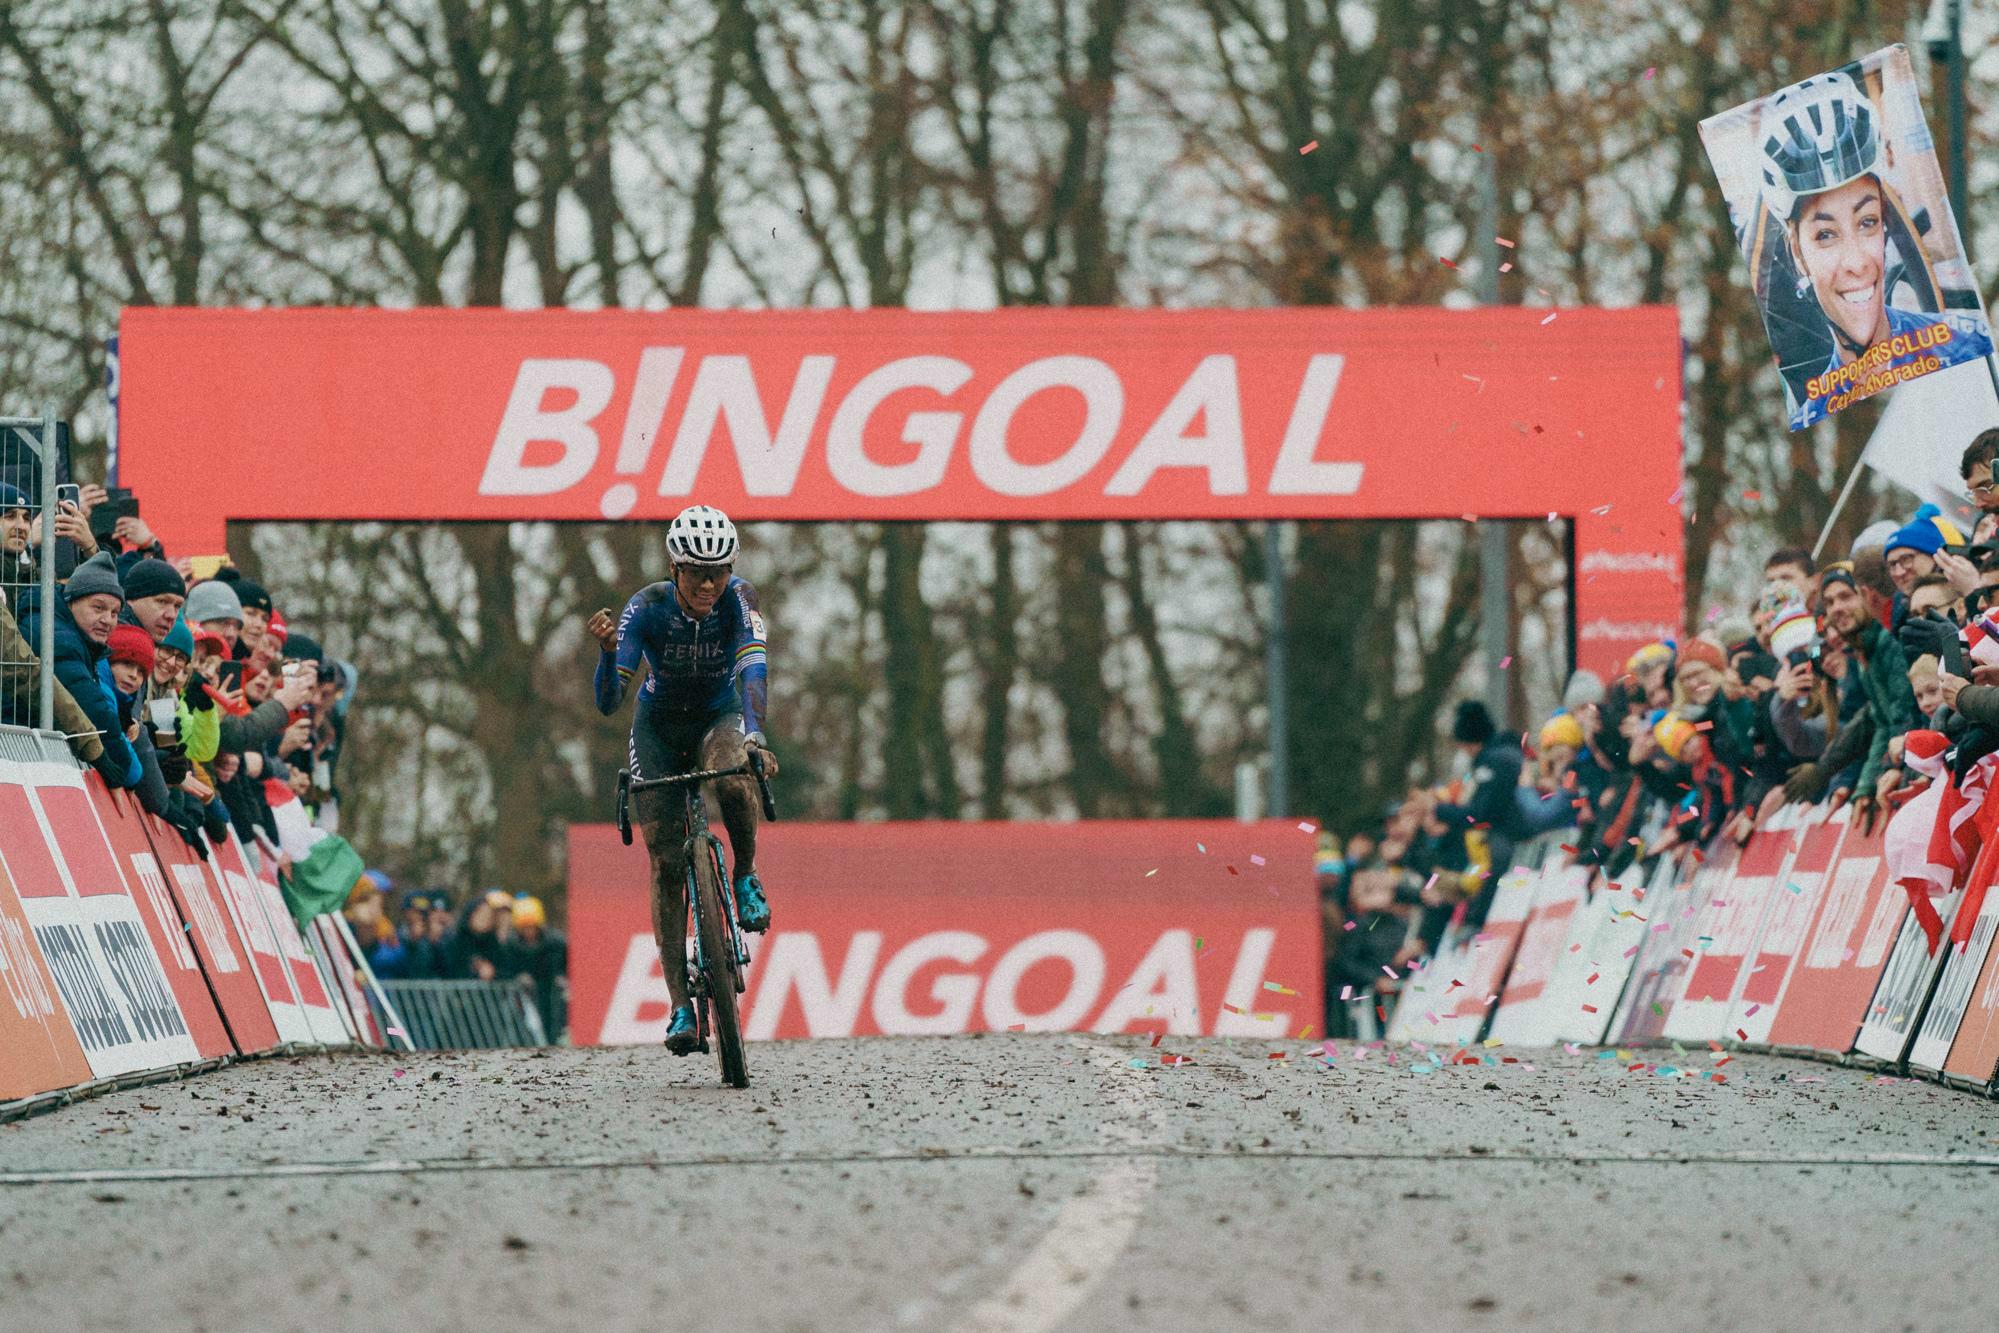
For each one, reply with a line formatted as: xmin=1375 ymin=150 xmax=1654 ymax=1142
xmin=693 ymin=843 xmax=748 ymax=1088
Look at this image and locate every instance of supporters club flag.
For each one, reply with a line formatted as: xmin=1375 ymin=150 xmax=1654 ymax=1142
xmin=1699 ymin=46 xmax=1995 ymax=433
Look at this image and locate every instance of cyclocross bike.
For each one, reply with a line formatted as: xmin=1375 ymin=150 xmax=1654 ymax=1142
xmin=616 ymin=751 xmax=777 ymax=1089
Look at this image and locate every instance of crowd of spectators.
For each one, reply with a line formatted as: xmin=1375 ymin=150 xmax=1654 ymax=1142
xmin=1318 ymin=427 xmax=1999 ymax=1038
xmin=344 ymin=878 xmax=568 ymax=1036
xmin=0 ymin=480 xmax=352 ymax=863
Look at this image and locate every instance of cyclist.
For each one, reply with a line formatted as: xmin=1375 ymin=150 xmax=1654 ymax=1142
xmin=586 ymin=504 xmax=778 ymax=1056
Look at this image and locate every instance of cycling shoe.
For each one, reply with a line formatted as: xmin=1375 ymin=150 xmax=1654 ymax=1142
xmin=663 ymin=1004 xmax=699 ymax=1055
xmin=735 ymin=873 xmax=771 ymax=933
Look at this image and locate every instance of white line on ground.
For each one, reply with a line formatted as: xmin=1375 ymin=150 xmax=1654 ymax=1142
xmin=943 ymin=1036 xmax=1169 ymax=1333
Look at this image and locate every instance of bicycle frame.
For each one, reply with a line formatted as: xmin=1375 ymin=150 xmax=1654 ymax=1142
xmin=614 ymin=755 xmax=776 ymax=1049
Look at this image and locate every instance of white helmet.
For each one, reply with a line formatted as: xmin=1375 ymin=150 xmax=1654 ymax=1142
xmin=1757 ymin=71 xmax=1879 ymax=223
xmin=666 ymin=504 xmax=739 ymax=564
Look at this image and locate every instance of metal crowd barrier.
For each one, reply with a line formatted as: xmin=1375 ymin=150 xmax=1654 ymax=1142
xmin=376 ymin=980 xmax=551 ymax=1049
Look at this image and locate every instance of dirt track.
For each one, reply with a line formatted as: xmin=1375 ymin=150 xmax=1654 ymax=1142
xmin=4 ymin=1036 xmax=1998 ymax=1332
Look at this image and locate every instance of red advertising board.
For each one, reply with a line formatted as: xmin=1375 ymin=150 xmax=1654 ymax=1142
xmin=1766 ymin=812 xmax=1900 ymax=1053
xmin=569 ymin=819 xmax=1319 ymax=1044
xmin=242 ymin=835 xmax=348 ymax=1045
xmin=202 ymin=829 xmax=315 ymax=1046
xmin=0 ymin=746 xmax=202 ymax=1078
xmin=129 ymin=792 xmax=282 ymax=1056
xmin=80 ymin=777 xmax=233 ymax=1061
xmin=120 ymin=307 xmax=1682 ymax=680
xmin=0 ymin=850 xmax=92 ymax=1100
xmin=1730 ymin=810 xmax=1849 ymax=1044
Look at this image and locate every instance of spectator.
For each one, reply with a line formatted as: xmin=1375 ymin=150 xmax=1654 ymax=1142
xmin=1906 ymin=573 xmax=1962 ymax=624
xmin=120 ymin=559 xmax=186 ymax=643
xmin=1882 ymin=505 xmax=1964 ymax=628
xmin=0 ymin=483 xmax=31 ymax=595
xmin=1784 ymin=566 xmax=1919 ymax=831
xmin=185 ymin=579 xmax=245 ymax=654
xmin=14 ymin=552 xmax=142 ymax=790
xmin=1762 ymin=546 xmax=1815 ymax=601
xmin=1961 ymin=427 xmax=1999 ymax=518
xmin=447 ymin=890 xmax=517 ymax=981
xmin=510 ymin=896 xmax=568 ymax=1038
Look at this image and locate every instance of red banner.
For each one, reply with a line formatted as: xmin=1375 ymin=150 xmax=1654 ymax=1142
xmin=120 ymin=307 xmax=1682 ymax=680
xmin=133 ymin=796 xmax=282 ymax=1056
xmin=81 ymin=777 xmax=233 ymax=1061
xmin=568 ymin=819 xmax=1320 ymax=1044
xmin=1765 ymin=813 xmax=1900 ymax=1052
xmin=0 ymin=848 xmax=92 ymax=1100
xmin=201 ymin=831 xmax=314 ymax=1045
xmin=242 ymin=836 xmax=348 ymax=1044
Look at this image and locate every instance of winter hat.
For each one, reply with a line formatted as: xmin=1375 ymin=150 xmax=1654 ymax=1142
xmin=229 ymin=577 xmax=273 ymax=615
xmin=0 ymin=482 xmax=28 ymax=512
xmin=1677 ymin=636 xmax=1728 ymax=674
xmin=1451 ymin=699 xmax=1496 ymax=746
xmin=62 ymin=551 xmax=123 ymax=604
xmin=107 ymin=624 xmax=156 ymax=674
xmin=1651 ymin=711 xmax=1698 ymax=762
xmin=121 ymin=559 xmax=186 ymax=603
xmin=1538 ymin=712 xmax=1585 ymax=752
xmin=267 ymin=609 xmax=289 ymax=645
xmin=1562 ymin=670 xmax=1606 ymax=711
xmin=1626 ymin=641 xmax=1675 ymax=676
xmin=161 ymin=617 xmax=196 ymax=660
xmin=1851 ymin=519 xmax=1899 ymax=556
xmin=282 ymin=631 xmax=324 ymax=664
xmin=513 ymin=895 xmax=547 ymax=929
xmin=192 ymin=625 xmax=229 ymax=655
xmin=1885 ymin=504 xmax=1964 ymax=560
xmin=184 ymin=579 xmax=244 ymax=625
xmin=1768 ymin=602 xmax=1817 ymax=660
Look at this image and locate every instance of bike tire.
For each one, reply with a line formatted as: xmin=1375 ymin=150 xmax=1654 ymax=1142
xmin=693 ymin=843 xmax=749 ymax=1088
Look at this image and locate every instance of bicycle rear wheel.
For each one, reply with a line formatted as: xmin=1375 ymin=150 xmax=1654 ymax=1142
xmin=692 ymin=841 xmax=748 ymax=1088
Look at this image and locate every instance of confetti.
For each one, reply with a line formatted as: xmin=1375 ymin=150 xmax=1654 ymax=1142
xmin=386 ymin=1026 xmax=407 ymax=1038
xmin=1008 ymin=1023 xmax=1026 ymax=1031
xmin=1540 ymin=311 xmax=1557 ymax=326
xmin=1249 ymin=854 xmax=1266 ymax=866
xmin=1150 ymin=1032 xmax=1163 ymax=1047
xmin=1299 ymin=140 xmax=1319 ymax=154
xmin=1144 ymin=869 xmax=1158 ymax=877
xmin=1194 ymin=936 xmax=1204 ymax=950
xmin=1263 ymin=981 xmax=1298 ymax=995
xmin=1297 ymin=821 xmax=1316 ymax=833
xmin=1643 ymin=66 xmax=1656 ymax=79
xmin=1499 ymin=655 xmax=1512 ymax=669
xmin=1196 ymin=842 xmax=1206 ymax=853
xmin=1494 ymin=236 xmax=1515 ymax=249
xmin=1499 ymin=261 xmax=1513 ymax=273
xmin=393 ymin=1069 xmax=406 ymax=1078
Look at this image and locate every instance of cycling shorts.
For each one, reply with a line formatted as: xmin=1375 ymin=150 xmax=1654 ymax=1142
xmin=629 ymin=707 xmax=744 ymax=784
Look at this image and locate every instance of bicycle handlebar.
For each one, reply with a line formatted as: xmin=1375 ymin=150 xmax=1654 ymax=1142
xmin=621 ymin=749 xmax=778 ymax=822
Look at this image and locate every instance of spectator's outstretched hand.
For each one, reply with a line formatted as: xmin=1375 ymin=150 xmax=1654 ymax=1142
xmin=587 ymin=608 xmax=618 ymax=651
xmin=278 ymin=716 xmax=312 ymax=756
xmin=275 ymin=667 xmax=315 ymax=711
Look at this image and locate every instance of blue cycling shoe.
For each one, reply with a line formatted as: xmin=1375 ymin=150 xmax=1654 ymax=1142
xmin=663 ymin=1004 xmax=699 ymax=1055
xmin=735 ymin=873 xmax=771 ymax=933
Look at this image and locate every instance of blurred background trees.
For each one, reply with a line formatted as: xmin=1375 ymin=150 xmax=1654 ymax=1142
xmin=0 ymin=0 xmax=1988 ymax=904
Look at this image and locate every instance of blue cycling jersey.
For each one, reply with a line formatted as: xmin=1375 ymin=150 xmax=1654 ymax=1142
xmin=593 ymin=576 xmax=768 ymax=737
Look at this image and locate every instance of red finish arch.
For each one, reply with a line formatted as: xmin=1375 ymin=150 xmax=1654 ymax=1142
xmin=118 ymin=306 xmax=1683 ymax=679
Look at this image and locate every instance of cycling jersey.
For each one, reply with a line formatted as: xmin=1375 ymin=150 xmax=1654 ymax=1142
xmin=594 ymin=576 xmax=768 ymax=737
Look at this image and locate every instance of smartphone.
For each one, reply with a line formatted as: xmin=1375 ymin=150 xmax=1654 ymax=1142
xmin=217 ymin=660 xmax=245 ymax=691
xmin=54 ymin=483 xmax=80 ymax=510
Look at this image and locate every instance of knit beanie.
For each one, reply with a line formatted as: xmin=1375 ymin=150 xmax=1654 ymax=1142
xmin=184 ymin=579 xmax=244 ymax=625
xmin=1677 ymin=636 xmax=1728 ymax=674
xmin=1651 ymin=710 xmax=1698 ymax=762
xmin=1626 ymin=641 xmax=1675 ymax=676
xmin=229 ymin=577 xmax=273 ymax=615
xmin=282 ymin=631 xmax=324 ymax=664
xmin=1885 ymin=504 xmax=1963 ymax=560
xmin=1452 ymin=699 xmax=1496 ymax=745
xmin=267 ymin=609 xmax=289 ymax=645
xmin=1538 ymin=712 xmax=1586 ymax=752
xmin=1562 ymin=670 xmax=1606 ymax=711
xmin=161 ymin=617 xmax=196 ymax=660
xmin=0 ymin=482 xmax=28 ymax=512
xmin=122 ymin=558 xmax=186 ymax=602
xmin=1768 ymin=602 xmax=1817 ymax=660
xmin=63 ymin=551 xmax=123 ymax=604
xmin=107 ymin=624 xmax=156 ymax=674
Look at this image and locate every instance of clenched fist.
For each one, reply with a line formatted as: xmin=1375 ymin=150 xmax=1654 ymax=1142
xmin=586 ymin=608 xmax=619 ymax=651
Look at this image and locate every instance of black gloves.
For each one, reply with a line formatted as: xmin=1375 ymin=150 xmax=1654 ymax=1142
xmin=1898 ymin=613 xmax=1969 ymax=677
xmin=185 ymin=679 xmax=216 ymax=713
xmin=154 ymin=740 xmax=191 ymax=787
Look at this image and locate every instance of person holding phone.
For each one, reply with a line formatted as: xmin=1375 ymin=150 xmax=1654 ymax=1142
xmin=12 ymin=551 xmax=142 ymax=790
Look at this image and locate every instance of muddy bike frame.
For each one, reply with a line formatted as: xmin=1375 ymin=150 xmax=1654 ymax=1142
xmin=615 ymin=752 xmax=776 ymax=1085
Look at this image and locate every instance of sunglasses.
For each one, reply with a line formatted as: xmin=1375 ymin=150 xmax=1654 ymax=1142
xmin=678 ymin=562 xmax=732 ymax=584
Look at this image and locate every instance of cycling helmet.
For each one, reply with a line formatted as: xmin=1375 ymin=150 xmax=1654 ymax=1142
xmin=666 ymin=504 xmax=739 ymax=564
xmin=1757 ymin=71 xmax=1879 ymax=223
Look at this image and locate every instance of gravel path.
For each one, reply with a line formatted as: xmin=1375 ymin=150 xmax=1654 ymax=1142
xmin=4 ymin=1036 xmax=1997 ymax=1332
